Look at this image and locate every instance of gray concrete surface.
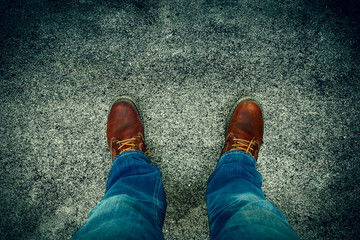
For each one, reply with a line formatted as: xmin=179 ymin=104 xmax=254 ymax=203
xmin=1 ymin=0 xmax=359 ymax=239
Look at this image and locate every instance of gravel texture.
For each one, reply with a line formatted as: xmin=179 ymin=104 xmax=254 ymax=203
xmin=1 ymin=0 xmax=359 ymax=239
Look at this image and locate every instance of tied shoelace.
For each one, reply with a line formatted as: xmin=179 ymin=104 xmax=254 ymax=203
xmin=117 ymin=137 xmax=152 ymax=156
xmin=231 ymin=136 xmax=256 ymax=154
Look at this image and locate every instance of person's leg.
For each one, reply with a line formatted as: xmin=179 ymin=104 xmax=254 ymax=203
xmin=206 ymin=97 xmax=299 ymax=240
xmin=206 ymin=151 xmax=299 ymax=240
xmin=72 ymin=96 xmax=166 ymax=240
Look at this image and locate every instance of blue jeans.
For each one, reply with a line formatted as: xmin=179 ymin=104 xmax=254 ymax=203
xmin=72 ymin=150 xmax=300 ymax=240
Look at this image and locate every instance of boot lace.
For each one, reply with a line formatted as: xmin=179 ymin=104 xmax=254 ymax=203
xmin=116 ymin=138 xmax=152 ymax=156
xmin=231 ymin=136 xmax=256 ymax=154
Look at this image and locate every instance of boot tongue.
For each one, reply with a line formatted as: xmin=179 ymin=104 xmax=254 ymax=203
xmin=111 ymin=136 xmax=151 ymax=158
xmin=229 ymin=137 xmax=260 ymax=160
xmin=111 ymin=138 xmax=135 ymax=159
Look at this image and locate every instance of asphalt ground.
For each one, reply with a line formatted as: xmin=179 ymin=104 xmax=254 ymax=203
xmin=1 ymin=0 xmax=359 ymax=239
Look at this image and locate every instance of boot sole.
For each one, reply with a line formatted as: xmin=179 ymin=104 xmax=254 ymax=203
xmin=225 ymin=96 xmax=263 ymax=136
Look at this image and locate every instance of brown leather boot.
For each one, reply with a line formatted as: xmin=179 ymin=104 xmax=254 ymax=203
xmin=107 ymin=96 xmax=151 ymax=159
xmin=221 ymin=97 xmax=264 ymax=161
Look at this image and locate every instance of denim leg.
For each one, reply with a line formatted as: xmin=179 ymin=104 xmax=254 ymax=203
xmin=72 ymin=151 xmax=167 ymax=240
xmin=206 ymin=151 xmax=300 ymax=240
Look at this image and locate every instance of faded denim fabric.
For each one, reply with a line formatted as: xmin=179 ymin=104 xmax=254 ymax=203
xmin=72 ymin=150 xmax=299 ymax=240
xmin=206 ymin=151 xmax=300 ymax=240
xmin=72 ymin=151 xmax=166 ymax=240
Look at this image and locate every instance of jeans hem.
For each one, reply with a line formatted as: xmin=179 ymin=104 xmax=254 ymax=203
xmin=219 ymin=150 xmax=257 ymax=164
xmin=207 ymin=150 xmax=261 ymax=191
xmin=113 ymin=150 xmax=151 ymax=166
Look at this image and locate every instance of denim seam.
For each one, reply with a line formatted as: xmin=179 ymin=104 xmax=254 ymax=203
xmin=154 ymin=176 xmax=162 ymax=226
